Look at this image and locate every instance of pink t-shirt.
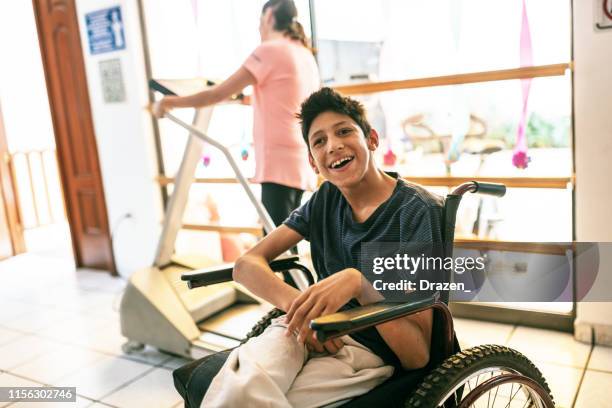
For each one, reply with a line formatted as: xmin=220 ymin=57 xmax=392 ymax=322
xmin=243 ymin=38 xmax=319 ymax=191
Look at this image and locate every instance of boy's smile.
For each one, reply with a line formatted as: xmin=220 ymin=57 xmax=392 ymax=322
xmin=307 ymin=111 xmax=378 ymax=188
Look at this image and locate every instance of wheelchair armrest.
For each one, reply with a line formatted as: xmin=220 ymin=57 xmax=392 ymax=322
xmin=181 ymin=256 xmax=303 ymax=289
xmin=310 ymin=294 xmax=439 ymax=343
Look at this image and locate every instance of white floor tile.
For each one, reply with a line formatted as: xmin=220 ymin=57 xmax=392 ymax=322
xmin=101 ymin=368 xmax=182 ymax=408
xmin=587 ymin=345 xmax=612 ymax=373
xmin=574 ymin=369 xmax=612 ymax=408
xmin=10 ymin=395 xmax=93 ymax=407
xmin=57 ymin=355 xmax=152 ymax=400
xmin=506 ymin=326 xmax=591 ymax=368
xmin=533 ymin=360 xmax=584 ymax=408
xmin=77 ymin=321 xmax=128 ymax=356
xmin=453 ymin=318 xmax=514 ymax=349
xmin=0 ymin=300 xmax=38 ymax=324
xmin=0 ymin=326 xmax=22 ymax=346
xmin=2 ymin=309 xmax=77 ymax=334
xmin=121 ymin=345 xmax=173 ymax=366
xmin=161 ymin=356 xmax=192 ymax=370
xmin=37 ymin=314 xmax=112 ymax=345
xmin=10 ymin=344 xmax=107 ymax=385
xmin=0 ymin=373 xmax=42 ymax=408
xmin=0 ymin=335 xmax=62 ymax=370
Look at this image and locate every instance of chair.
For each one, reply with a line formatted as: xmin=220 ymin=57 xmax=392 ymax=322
xmin=174 ymin=181 xmax=555 ymax=407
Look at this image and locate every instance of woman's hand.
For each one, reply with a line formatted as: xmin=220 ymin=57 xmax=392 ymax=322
xmin=285 ymin=268 xmax=362 ymax=344
xmin=151 ymin=96 xmax=177 ymax=118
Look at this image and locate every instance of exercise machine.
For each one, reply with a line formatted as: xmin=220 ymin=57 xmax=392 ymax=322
xmin=119 ymin=79 xmax=310 ymax=358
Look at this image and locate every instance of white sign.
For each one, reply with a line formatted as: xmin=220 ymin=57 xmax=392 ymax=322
xmin=99 ymin=59 xmax=126 ymax=103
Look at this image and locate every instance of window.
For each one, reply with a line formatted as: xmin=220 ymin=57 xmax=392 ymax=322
xmin=313 ymin=0 xmax=573 ymax=242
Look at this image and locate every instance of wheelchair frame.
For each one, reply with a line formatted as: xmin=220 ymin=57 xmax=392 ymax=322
xmin=178 ymin=181 xmax=555 ymax=408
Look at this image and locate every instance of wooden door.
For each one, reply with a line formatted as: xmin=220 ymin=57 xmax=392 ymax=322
xmin=0 ymin=102 xmax=25 ymax=259
xmin=32 ymin=0 xmax=115 ymax=273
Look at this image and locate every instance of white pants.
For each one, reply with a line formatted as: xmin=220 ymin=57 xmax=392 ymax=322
xmin=201 ymin=317 xmax=394 ymax=408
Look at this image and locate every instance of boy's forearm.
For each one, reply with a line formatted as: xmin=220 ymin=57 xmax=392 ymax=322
xmin=375 ymin=314 xmax=431 ymax=369
xmin=233 ymin=255 xmax=301 ymax=312
xmin=353 ymin=271 xmax=431 ymax=369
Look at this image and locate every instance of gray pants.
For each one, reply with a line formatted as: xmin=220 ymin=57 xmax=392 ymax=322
xmin=201 ymin=317 xmax=394 ymax=408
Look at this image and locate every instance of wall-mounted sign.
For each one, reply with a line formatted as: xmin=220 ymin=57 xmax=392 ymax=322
xmin=99 ymin=59 xmax=126 ymax=103
xmin=85 ymin=6 xmax=126 ymax=54
xmin=596 ymin=0 xmax=612 ymax=30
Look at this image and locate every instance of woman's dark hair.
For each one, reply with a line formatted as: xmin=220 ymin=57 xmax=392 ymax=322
xmin=262 ymin=0 xmax=309 ymax=49
xmin=297 ymin=87 xmax=372 ymax=147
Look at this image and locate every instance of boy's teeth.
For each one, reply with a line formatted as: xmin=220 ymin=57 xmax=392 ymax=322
xmin=332 ymin=156 xmax=352 ymax=168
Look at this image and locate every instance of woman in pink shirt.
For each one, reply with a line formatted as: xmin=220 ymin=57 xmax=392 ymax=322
xmin=154 ymin=0 xmax=320 ymax=237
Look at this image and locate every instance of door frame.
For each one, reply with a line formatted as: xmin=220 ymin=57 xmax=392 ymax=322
xmin=0 ymin=102 xmax=26 ymax=257
xmin=32 ymin=0 xmax=116 ymax=274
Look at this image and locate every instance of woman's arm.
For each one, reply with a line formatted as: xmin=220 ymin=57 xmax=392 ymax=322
xmin=233 ymin=225 xmax=303 ymax=312
xmin=153 ymin=66 xmax=255 ymax=117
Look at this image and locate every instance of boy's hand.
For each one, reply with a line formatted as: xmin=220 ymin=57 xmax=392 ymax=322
xmin=285 ymin=268 xmax=362 ymax=344
xmin=304 ymin=334 xmax=344 ymax=355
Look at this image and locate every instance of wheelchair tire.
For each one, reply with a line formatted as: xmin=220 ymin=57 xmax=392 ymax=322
xmin=405 ymin=344 xmax=554 ymax=408
xmin=241 ymin=308 xmax=285 ymax=344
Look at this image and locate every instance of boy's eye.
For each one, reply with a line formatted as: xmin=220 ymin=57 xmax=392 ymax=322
xmin=338 ymin=128 xmax=352 ymax=135
xmin=312 ymin=138 xmax=323 ymax=147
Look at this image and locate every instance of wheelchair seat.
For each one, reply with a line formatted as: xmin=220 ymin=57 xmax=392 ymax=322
xmin=173 ymin=305 xmax=461 ymax=408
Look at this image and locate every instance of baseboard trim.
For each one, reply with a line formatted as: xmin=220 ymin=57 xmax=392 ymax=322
xmin=574 ymin=320 xmax=612 ymax=346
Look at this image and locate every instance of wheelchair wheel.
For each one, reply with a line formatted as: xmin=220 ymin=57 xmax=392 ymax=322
xmin=406 ymin=345 xmax=554 ymax=408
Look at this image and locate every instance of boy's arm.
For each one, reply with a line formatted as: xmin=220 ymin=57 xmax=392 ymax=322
xmin=286 ymin=268 xmax=433 ymax=370
xmin=356 ymin=280 xmax=433 ymax=370
xmin=233 ymin=225 xmax=303 ymax=312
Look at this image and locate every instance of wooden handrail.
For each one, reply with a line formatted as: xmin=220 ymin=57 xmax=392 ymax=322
xmin=404 ymin=176 xmax=573 ymax=189
xmin=182 ymin=223 xmax=263 ymax=236
xmin=455 ymin=238 xmax=572 ymax=256
xmin=332 ymin=63 xmax=571 ymax=95
xmin=158 ymin=175 xmax=573 ymax=190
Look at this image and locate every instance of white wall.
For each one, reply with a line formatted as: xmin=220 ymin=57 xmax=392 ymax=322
xmin=76 ymin=0 xmax=162 ymax=277
xmin=573 ymin=0 xmax=612 ymax=332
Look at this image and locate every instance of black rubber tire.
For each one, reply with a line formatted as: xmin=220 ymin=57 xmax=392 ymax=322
xmin=241 ymin=308 xmax=285 ymax=344
xmin=406 ymin=344 xmax=554 ymax=408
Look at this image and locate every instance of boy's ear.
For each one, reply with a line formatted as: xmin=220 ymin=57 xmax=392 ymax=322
xmin=367 ymin=129 xmax=380 ymax=151
xmin=308 ymin=153 xmax=319 ymax=174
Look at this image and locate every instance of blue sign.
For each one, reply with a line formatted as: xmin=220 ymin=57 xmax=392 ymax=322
xmin=85 ymin=6 xmax=126 ymax=55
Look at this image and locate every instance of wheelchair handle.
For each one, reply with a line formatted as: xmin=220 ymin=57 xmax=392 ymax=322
xmin=451 ymin=181 xmax=506 ymax=197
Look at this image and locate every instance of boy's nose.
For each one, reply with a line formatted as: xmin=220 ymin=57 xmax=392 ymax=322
xmin=328 ymin=139 xmax=345 ymax=154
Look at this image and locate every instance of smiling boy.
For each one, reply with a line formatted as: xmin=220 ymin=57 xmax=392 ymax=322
xmin=201 ymin=87 xmax=444 ymax=408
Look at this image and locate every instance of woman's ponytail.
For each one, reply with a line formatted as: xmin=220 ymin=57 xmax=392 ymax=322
xmin=286 ymin=20 xmax=308 ymax=48
xmin=263 ymin=0 xmax=312 ymax=51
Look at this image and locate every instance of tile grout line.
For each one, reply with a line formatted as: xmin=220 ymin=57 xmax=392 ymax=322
xmin=93 ymin=364 xmax=159 ymax=406
xmin=570 ymin=341 xmax=594 ymax=408
xmin=504 ymin=324 xmax=518 ymax=345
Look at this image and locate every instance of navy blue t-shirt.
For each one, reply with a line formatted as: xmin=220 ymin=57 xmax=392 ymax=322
xmin=284 ymin=173 xmax=444 ymax=367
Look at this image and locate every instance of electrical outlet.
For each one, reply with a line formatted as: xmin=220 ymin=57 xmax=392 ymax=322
xmin=513 ymin=262 xmax=528 ymax=273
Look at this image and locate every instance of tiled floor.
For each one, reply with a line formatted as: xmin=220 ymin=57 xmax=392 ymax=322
xmin=0 ymin=253 xmax=610 ymax=407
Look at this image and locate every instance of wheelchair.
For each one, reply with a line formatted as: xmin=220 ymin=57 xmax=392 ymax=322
xmin=174 ymin=181 xmax=555 ymax=408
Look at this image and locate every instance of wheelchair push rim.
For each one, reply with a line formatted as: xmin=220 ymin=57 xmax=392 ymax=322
xmin=456 ymin=372 xmax=555 ymax=408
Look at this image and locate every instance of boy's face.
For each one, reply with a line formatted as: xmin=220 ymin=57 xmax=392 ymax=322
xmin=307 ymin=111 xmax=378 ymax=188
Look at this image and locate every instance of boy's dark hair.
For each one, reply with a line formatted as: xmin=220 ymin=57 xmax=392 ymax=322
xmin=297 ymin=87 xmax=372 ymax=147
